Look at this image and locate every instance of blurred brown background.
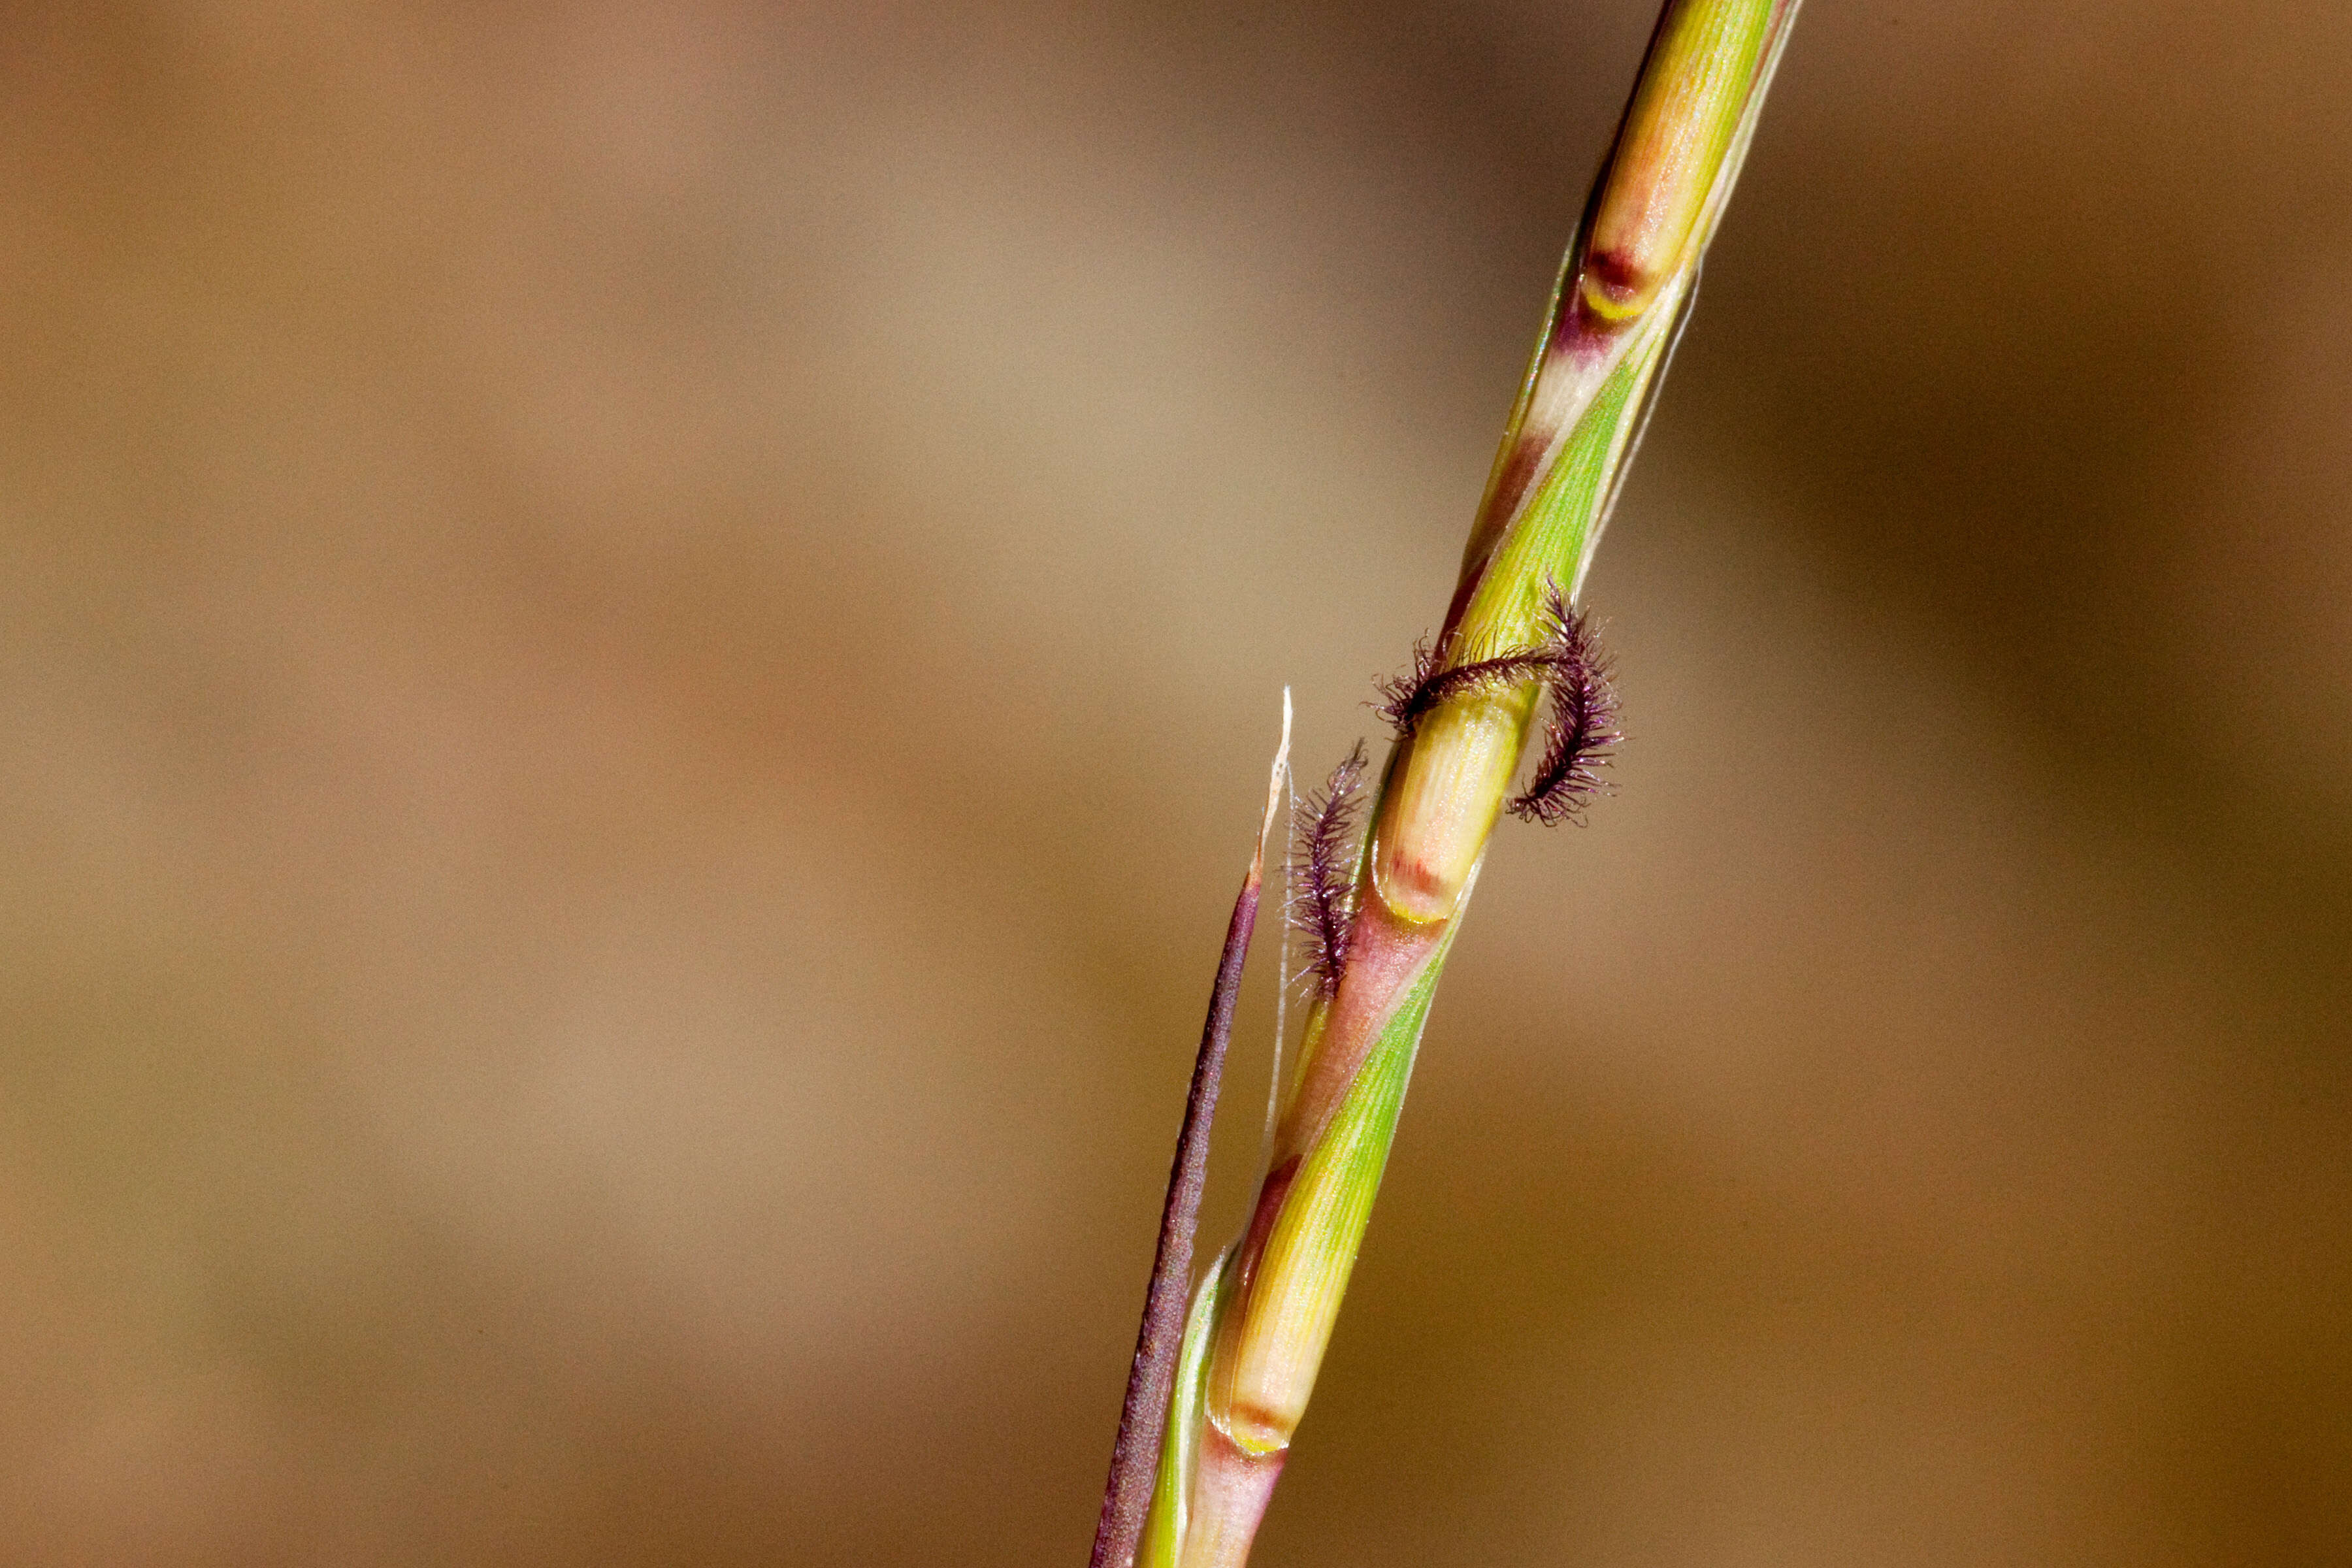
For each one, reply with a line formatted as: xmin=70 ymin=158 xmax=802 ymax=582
xmin=2 ymin=2 xmax=2347 ymax=1563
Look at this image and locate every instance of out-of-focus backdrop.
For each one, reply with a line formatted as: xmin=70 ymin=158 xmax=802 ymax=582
xmin=3 ymin=3 xmax=2347 ymax=1563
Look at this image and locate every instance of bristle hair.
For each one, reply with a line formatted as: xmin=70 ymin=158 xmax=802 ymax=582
xmin=1375 ymin=641 xmax=1560 ymax=740
xmin=1375 ymin=582 xmax=1619 ymax=826
xmin=1291 ymin=742 xmax=1367 ymax=998
xmin=1507 ymin=587 xmax=1620 ymax=825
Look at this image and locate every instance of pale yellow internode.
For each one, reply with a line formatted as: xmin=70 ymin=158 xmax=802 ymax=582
xmin=1371 ymin=691 xmax=1535 ymax=924
xmin=1579 ymin=0 xmax=1776 ymax=323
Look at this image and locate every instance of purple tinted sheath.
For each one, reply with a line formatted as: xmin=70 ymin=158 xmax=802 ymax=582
xmin=1086 ymin=864 xmax=1260 ymax=1568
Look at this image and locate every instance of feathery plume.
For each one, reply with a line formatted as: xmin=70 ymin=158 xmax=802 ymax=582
xmin=1291 ymin=742 xmax=1367 ymax=998
xmin=1509 ymin=588 xmax=1620 ymax=825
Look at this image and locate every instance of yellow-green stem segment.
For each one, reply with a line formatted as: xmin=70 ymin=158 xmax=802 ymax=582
xmin=1131 ymin=3 xmax=1802 ymax=1562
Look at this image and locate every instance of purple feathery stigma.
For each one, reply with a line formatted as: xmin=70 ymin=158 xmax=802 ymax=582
xmin=1292 ymin=742 xmax=1367 ymax=998
xmin=1507 ymin=587 xmax=1619 ymax=825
